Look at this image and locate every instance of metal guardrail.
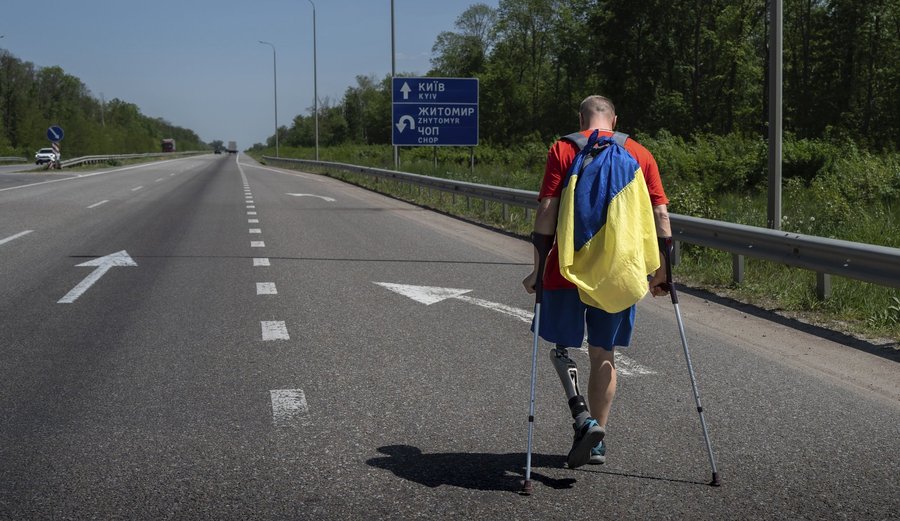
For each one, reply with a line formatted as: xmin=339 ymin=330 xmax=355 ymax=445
xmin=60 ymin=151 xmax=205 ymax=168
xmin=263 ymin=156 xmax=900 ymax=296
xmin=0 ymin=156 xmax=27 ymax=163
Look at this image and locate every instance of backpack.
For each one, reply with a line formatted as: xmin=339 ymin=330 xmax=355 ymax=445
xmin=555 ymin=129 xmax=660 ymax=313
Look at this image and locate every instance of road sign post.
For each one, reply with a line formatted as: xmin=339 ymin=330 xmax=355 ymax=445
xmin=392 ymin=77 xmax=478 ymax=147
xmin=46 ymin=126 xmax=64 ymax=170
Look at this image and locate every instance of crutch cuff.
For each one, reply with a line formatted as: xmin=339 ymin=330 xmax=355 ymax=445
xmin=658 ymin=236 xmax=673 ymax=254
xmin=531 ymin=232 xmax=554 ymax=258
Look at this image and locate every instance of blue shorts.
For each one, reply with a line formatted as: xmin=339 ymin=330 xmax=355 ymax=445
xmin=532 ymin=288 xmax=635 ymax=350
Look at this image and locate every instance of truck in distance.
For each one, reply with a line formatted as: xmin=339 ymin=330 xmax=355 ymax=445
xmin=227 ymin=141 xmax=237 ymax=154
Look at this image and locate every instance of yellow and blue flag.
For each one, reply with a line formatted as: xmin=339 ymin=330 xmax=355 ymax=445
xmin=557 ymin=131 xmax=660 ymax=313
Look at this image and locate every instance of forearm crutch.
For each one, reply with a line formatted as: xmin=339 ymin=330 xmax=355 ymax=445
xmin=660 ymin=237 xmax=721 ymax=487
xmin=522 ymin=232 xmax=554 ymax=496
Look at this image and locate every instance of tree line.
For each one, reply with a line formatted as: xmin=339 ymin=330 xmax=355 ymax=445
xmin=0 ymin=50 xmax=207 ymax=158
xmin=258 ymin=0 xmax=898 ymax=152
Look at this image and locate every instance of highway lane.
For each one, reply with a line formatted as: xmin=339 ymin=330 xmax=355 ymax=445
xmin=0 ymin=153 xmax=897 ymax=519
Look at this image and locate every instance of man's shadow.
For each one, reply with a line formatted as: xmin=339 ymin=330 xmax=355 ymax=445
xmin=365 ymin=445 xmax=575 ymax=492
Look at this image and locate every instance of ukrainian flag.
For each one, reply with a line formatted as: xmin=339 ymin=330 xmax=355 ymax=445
xmin=557 ymin=131 xmax=660 ymax=313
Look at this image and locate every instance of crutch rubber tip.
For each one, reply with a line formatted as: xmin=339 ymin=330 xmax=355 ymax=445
xmin=520 ymin=480 xmax=534 ymax=495
xmin=710 ymin=473 xmax=721 ymax=487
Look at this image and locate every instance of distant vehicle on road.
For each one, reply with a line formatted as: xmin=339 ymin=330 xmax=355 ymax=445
xmin=214 ymin=147 xmax=222 ymax=154
xmin=161 ymin=138 xmax=176 ymax=152
xmin=227 ymin=141 xmax=237 ymax=154
xmin=34 ymin=148 xmax=57 ymax=165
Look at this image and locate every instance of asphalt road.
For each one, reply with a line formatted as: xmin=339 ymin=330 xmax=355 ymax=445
xmin=0 ymin=154 xmax=897 ymax=520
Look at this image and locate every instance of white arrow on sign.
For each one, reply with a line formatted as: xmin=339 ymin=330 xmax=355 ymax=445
xmin=400 ymin=82 xmax=412 ymax=100
xmin=395 ymin=115 xmax=415 ymax=133
xmin=374 ymin=282 xmax=656 ymax=376
xmin=286 ymin=193 xmax=336 ymax=202
xmin=58 ymin=251 xmax=137 ymax=304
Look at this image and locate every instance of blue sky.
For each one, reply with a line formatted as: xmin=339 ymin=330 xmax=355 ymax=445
xmin=1 ymin=0 xmax=498 ymax=149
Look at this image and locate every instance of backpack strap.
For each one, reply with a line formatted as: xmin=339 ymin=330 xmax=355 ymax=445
xmin=563 ymin=131 xmax=629 ymax=150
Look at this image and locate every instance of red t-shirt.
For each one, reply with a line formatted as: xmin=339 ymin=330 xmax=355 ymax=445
xmin=538 ymin=130 xmax=669 ymax=290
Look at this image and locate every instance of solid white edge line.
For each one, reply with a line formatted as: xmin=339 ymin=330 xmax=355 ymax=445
xmin=0 ymin=230 xmax=33 ymax=246
xmin=0 ymin=157 xmax=199 ymax=193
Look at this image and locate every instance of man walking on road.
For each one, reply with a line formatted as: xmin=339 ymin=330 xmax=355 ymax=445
xmin=523 ymin=95 xmax=672 ymax=468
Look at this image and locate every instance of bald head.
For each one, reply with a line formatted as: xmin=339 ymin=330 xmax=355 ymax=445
xmin=579 ymin=95 xmax=617 ymax=131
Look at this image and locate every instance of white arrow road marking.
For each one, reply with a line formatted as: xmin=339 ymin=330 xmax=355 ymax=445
xmin=395 ymin=115 xmax=415 ymax=133
xmin=58 ymin=251 xmax=137 ymax=304
xmin=286 ymin=193 xmax=336 ymax=202
xmin=270 ymin=389 xmax=310 ymax=427
xmin=0 ymin=230 xmax=33 ymax=247
xmin=374 ymin=282 xmax=656 ymax=376
xmin=374 ymin=282 xmax=471 ymax=305
xmin=400 ymin=81 xmax=412 ymax=100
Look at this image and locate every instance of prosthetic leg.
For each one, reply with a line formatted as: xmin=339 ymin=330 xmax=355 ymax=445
xmin=551 ymin=344 xmax=604 ymax=469
xmin=550 ymin=345 xmax=591 ymax=428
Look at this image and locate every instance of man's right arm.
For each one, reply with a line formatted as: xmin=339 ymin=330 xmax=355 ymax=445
xmin=522 ymin=197 xmax=559 ymax=294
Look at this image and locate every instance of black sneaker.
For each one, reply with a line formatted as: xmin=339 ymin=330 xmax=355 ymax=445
xmin=567 ymin=418 xmax=604 ymax=469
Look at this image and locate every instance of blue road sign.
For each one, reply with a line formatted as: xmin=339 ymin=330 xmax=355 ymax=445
xmin=392 ymin=77 xmax=478 ymax=146
xmin=47 ymin=125 xmax=64 ymax=142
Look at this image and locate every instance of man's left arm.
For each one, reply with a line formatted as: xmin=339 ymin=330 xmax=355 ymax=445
xmin=649 ymin=204 xmax=672 ymax=297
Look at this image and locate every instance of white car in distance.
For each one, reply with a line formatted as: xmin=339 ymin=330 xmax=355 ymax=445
xmin=34 ymin=148 xmax=58 ymax=165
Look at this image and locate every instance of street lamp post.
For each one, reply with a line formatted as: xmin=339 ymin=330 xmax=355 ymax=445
xmin=259 ymin=40 xmax=279 ymax=157
xmin=307 ymin=0 xmax=318 ymax=161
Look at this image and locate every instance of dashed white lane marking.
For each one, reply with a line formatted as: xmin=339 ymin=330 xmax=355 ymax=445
xmin=249 ymin=228 xmax=262 ymax=234
xmin=251 ymin=241 xmax=266 ymax=248
xmin=170 ymin=173 xmax=176 ymax=176
xmin=247 ymin=205 xmax=256 ymax=209
xmin=249 ymin=219 xmax=259 ymax=224
xmin=257 ymin=282 xmax=278 ymax=295
xmin=155 ymin=178 xmax=165 ymax=183
xmin=87 ymin=200 xmax=109 ymax=209
xmin=131 ymin=186 xmax=143 ymax=192
xmin=261 ymin=321 xmax=289 ymax=341
xmin=253 ymin=258 xmax=270 ymax=267
xmin=247 ymin=211 xmax=257 ymax=215
xmin=270 ymin=389 xmax=310 ymax=427
xmin=0 ymin=230 xmax=33 ymax=246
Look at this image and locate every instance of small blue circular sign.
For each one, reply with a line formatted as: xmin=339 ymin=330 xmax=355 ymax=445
xmin=47 ymin=125 xmax=64 ymax=142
